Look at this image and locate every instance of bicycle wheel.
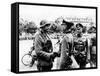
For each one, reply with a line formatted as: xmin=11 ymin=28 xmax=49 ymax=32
xmin=21 ymin=54 xmax=32 ymax=66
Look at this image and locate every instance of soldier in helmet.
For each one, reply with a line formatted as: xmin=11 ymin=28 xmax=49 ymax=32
xmin=34 ymin=20 xmax=59 ymax=71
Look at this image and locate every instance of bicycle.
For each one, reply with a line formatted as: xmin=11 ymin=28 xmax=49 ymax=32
xmin=21 ymin=47 xmax=37 ymax=67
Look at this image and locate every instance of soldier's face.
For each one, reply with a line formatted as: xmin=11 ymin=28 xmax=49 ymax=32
xmin=76 ymin=26 xmax=82 ymax=33
xmin=43 ymin=25 xmax=51 ymax=33
xmin=45 ymin=25 xmax=50 ymax=30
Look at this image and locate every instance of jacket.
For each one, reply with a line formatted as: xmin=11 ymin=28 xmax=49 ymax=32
xmin=35 ymin=31 xmax=53 ymax=67
xmin=59 ymin=33 xmax=90 ymax=69
xmin=59 ymin=34 xmax=73 ymax=69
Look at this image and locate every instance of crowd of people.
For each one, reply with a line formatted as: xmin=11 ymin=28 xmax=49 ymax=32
xmin=27 ymin=18 xmax=96 ymax=71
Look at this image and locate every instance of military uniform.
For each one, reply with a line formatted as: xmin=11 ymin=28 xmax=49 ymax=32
xmin=72 ymin=35 xmax=89 ymax=68
xmin=60 ymin=33 xmax=90 ymax=69
xmin=35 ymin=31 xmax=53 ymax=71
xmin=90 ymin=33 xmax=96 ymax=67
xmin=59 ymin=34 xmax=73 ymax=69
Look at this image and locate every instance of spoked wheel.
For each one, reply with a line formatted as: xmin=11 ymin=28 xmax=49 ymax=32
xmin=21 ymin=54 xmax=33 ymax=66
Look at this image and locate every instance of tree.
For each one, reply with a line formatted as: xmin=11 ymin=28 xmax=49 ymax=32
xmin=24 ymin=21 xmax=37 ymax=35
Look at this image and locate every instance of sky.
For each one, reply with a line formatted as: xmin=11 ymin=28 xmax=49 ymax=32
xmin=19 ymin=4 xmax=96 ymax=27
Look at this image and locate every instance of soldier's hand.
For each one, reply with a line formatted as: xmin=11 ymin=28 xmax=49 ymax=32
xmin=53 ymin=52 xmax=58 ymax=56
xmin=50 ymin=52 xmax=57 ymax=61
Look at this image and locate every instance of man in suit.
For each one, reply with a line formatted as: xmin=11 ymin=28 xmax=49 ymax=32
xmin=35 ymin=20 xmax=58 ymax=71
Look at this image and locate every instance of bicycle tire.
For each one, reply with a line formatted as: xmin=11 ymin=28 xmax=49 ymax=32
xmin=21 ymin=54 xmax=32 ymax=66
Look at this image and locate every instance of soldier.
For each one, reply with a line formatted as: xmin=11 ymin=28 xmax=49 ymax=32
xmin=59 ymin=22 xmax=74 ymax=69
xmin=60 ymin=23 xmax=90 ymax=69
xmin=72 ymin=23 xmax=90 ymax=68
xmin=89 ymin=26 xmax=96 ymax=67
xmin=34 ymin=20 xmax=58 ymax=71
